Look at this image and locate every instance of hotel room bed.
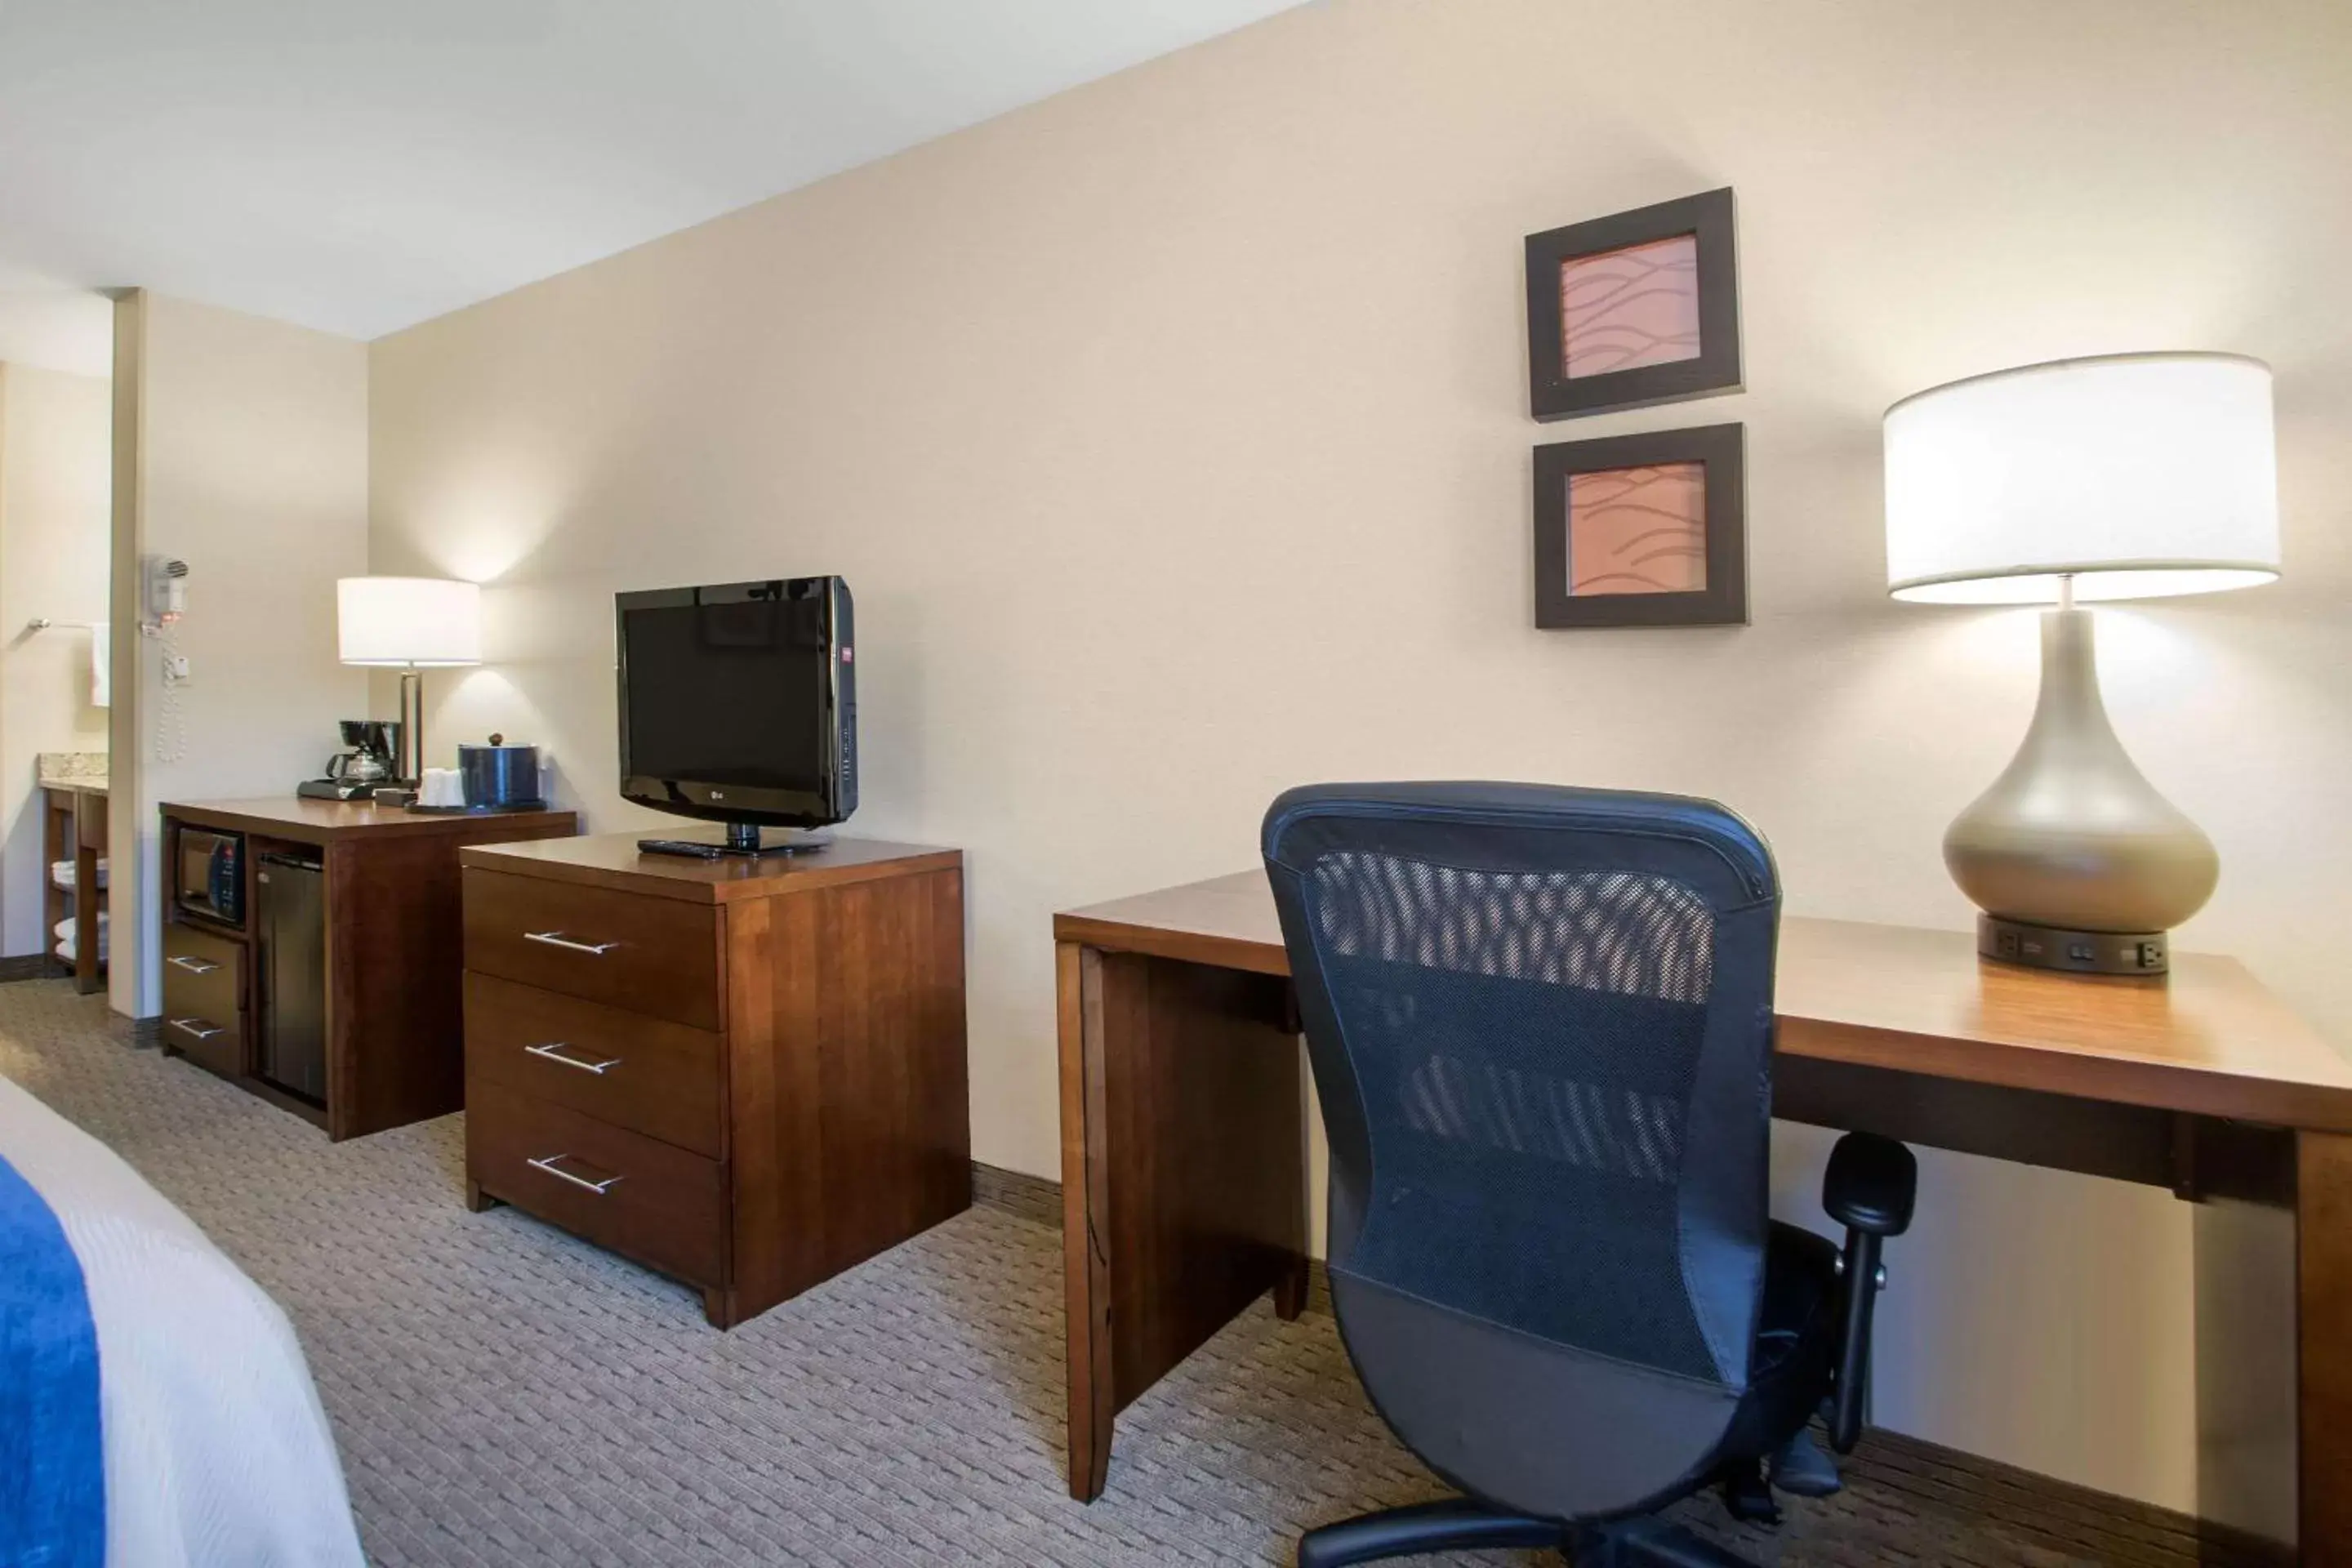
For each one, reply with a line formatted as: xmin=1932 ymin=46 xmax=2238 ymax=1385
xmin=0 ymin=1072 xmax=363 ymax=1568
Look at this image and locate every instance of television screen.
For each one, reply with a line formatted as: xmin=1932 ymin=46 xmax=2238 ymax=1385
xmin=616 ymin=577 xmax=854 ymax=830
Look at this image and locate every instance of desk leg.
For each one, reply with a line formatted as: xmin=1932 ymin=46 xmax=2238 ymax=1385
xmin=1059 ymin=941 xmax=1116 ymax=1503
xmin=1058 ymin=941 xmax=1307 ymax=1503
xmin=2301 ymin=1132 xmax=2352 ymax=1561
xmin=2194 ymin=1128 xmax=2352 ymax=1565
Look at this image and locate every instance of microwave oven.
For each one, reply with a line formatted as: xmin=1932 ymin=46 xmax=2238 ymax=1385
xmin=176 ymin=828 xmax=244 ymax=926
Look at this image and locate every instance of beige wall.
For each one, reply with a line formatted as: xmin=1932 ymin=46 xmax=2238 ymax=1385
xmin=0 ymin=363 xmax=112 ymax=956
xmin=368 ymin=0 xmax=2352 ymax=1511
xmin=109 ymin=292 xmax=368 ymax=1016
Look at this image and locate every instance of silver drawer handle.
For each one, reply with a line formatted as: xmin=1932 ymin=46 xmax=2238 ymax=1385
xmin=168 ymin=956 xmax=220 ymax=974
xmin=167 ymin=1017 xmax=225 ymax=1041
xmin=526 ymin=1154 xmax=623 ymax=1195
xmin=523 ymin=930 xmax=620 ymax=956
xmin=525 ymin=1041 xmax=621 ymax=1075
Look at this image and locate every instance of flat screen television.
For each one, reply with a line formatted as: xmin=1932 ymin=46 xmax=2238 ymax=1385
xmin=616 ymin=577 xmax=856 ymax=853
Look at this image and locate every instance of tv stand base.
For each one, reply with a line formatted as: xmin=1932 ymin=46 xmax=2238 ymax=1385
xmin=637 ymin=824 xmax=830 ymax=860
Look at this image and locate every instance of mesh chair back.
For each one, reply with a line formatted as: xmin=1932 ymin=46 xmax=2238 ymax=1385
xmin=1262 ymin=782 xmax=1780 ymax=1520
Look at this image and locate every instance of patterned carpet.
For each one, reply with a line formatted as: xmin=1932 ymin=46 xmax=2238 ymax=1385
xmin=0 ymin=980 xmax=2180 ymax=1566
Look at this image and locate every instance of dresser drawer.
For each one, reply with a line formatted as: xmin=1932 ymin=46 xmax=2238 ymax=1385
xmin=465 ymin=972 xmax=724 ymax=1157
xmin=468 ymin=1080 xmax=728 ymax=1287
xmin=161 ymin=924 xmax=244 ymax=1077
xmin=462 ymin=870 xmax=720 ymax=1029
xmin=160 ymin=1009 xmax=246 ymax=1079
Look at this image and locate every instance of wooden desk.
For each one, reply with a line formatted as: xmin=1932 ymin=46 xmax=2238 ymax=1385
xmin=1055 ymin=870 xmax=2352 ymax=1560
xmin=158 ymin=798 xmax=577 ymax=1139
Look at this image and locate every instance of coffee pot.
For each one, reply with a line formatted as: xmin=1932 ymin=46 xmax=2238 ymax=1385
xmin=299 ymin=719 xmax=403 ymax=800
xmin=330 ymin=719 xmax=399 ymax=783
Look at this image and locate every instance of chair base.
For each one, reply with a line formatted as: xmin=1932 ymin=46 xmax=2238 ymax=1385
xmin=1298 ymin=1500 xmax=1563 ymax=1566
xmin=1298 ymin=1499 xmax=1760 ymax=1568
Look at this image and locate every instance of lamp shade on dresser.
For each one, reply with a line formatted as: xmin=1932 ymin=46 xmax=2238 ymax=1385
xmin=337 ymin=576 xmax=483 ymax=786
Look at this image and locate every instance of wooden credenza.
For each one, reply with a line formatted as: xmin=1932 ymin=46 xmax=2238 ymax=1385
xmin=457 ymin=832 xmax=971 ymax=1329
xmin=158 ymin=799 xmax=579 ymax=1139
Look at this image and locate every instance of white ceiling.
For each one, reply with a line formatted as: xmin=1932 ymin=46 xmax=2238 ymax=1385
xmin=0 ymin=0 xmax=1307 ymax=352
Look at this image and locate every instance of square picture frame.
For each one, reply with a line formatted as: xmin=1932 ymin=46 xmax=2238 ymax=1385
xmin=1526 ymin=187 xmax=1741 ymax=421
xmin=1533 ymin=422 xmax=1747 ymax=629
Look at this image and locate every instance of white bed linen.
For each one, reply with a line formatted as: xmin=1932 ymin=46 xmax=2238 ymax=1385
xmin=0 ymin=1075 xmax=365 ymax=1567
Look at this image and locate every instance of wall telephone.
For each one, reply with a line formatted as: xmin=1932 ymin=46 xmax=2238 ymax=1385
xmin=143 ymin=555 xmax=190 ymax=762
xmin=142 ymin=554 xmax=189 ymax=626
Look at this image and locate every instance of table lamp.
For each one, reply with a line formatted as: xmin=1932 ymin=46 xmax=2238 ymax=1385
xmin=1882 ymin=352 xmax=2279 ymax=975
xmin=336 ymin=576 xmax=482 ymax=787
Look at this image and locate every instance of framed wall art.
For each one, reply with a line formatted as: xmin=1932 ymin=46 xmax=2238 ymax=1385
xmin=1526 ymin=187 xmax=1741 ymax=421
xmin=1532 ymin=422 xmax=1746 ymax=629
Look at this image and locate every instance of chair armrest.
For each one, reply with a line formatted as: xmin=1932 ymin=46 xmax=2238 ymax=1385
xmin=1821 ymin=1134 xmax=1918 ymax=1453
xmin=1824 ymin=1132 xmax=1917 ymax=1236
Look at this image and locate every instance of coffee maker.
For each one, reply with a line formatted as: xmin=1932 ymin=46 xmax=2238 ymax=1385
xmin=297 ymin=719 xmax=403 ymax=801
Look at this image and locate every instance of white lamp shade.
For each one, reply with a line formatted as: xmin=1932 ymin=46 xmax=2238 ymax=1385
xmin=337 ymin=577 xmax=482 ymax=666
xmin=1883 ymin=352 xmax=2280 ymax=604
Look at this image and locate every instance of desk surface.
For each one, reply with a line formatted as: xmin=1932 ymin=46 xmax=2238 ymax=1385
xmin=461 ymin=831 xmax=961 ymax=904
xmin=164 ymin=796 xmax=577 ymax=844
xmin=1056 ymin=869 xmax=2352 ymax=1134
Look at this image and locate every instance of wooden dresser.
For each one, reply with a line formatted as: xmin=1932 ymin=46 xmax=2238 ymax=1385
xmin=158 ymin=799 xmax=578 ymax=1139
xmin=457 ymin=832 xmax=970 ymax=1329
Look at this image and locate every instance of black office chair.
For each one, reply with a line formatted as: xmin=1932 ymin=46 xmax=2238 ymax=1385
xmin=1262 ymin=782 xmax=1917 ymax=1568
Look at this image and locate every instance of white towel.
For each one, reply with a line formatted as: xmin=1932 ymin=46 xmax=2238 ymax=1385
xmin=55 ymin=937 xmax=106 ymax=964
xmin=54 ymin=913 xmax=109 ymax=942
xmin=90 ymin=623 xmax=109 ymax=709
xmin=50 ymin=859 xmax=109 ymax=891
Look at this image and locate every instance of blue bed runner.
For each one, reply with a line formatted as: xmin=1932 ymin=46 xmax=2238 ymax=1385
xmin=0 ymin=1150 xmax=102 ymax=1568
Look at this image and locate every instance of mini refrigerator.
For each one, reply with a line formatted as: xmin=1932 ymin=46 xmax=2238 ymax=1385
xmin=256 ymin=850 xmax=328 ymax=1103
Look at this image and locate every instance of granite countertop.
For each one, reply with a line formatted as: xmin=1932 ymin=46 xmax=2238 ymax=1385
xmin=37 ymin=752 xmax=108 ymax=792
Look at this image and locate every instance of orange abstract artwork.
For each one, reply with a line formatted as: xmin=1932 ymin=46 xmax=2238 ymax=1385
xmin=1567 ymin=462 xmax=1707 ymax=595
xmin=1559 ymin=234 xmax=1702 ymax=380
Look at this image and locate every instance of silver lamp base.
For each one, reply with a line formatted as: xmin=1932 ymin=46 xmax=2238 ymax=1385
xmin=396 ymin=666 xmax=425 ymax=787
xmin=1944 ymin=606 xmax=2217 ymax=978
